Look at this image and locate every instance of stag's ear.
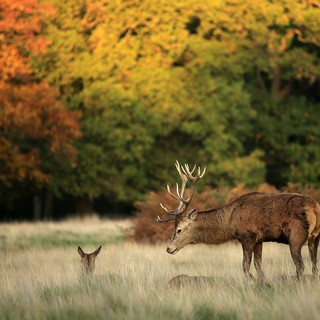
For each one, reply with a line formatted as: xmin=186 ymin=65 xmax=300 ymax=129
xmin=187 ymin=209 xmax=198 ymax=221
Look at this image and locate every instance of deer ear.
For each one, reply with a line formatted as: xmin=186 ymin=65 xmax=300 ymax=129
xmin=187 ymin=209 xmax=198 ymax=221
xmin=94 ymin=245 xmax=102 ymax=257
xmin=78 ymin=246 xmax=85 ymax=257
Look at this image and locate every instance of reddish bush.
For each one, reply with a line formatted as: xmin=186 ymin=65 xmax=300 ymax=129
xmin=282 ymin=183 xmax=320 ymax=202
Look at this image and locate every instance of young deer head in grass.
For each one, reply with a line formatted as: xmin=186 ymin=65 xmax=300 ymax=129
xmin=78 ymin=245 xmax=102 ymax=275
xmin=158 ymin=161 xmax=320 ymax=281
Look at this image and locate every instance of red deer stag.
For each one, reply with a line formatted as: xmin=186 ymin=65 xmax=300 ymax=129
xmin=158 ymin=161 xmax=320 ymax=280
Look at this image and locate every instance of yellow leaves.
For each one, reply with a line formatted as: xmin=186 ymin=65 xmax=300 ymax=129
xmin=79 ymin=0 xmax=105 ymax=32
xmin=46 ymin=0 xmax=320 ymax=107
xmin=279 ymin=36 xmax=289 ymax=53
xmin=304 ymin=0 xmax=320 ymax=7
xmin=275 ymin=14 xmax=289 ymax=26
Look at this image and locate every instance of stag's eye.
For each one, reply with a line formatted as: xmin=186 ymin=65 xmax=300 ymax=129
xmin=177 ymin=228 xmax=182 ymax=234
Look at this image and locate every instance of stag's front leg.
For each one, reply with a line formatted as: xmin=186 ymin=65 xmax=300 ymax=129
xmin=240 ymin=238 xmax=256 ymax=280
xmin=254 ymin=243 xmax=265 ymax=282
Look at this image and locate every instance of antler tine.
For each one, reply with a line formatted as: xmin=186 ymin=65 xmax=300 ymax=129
xmin=199 ymin=166 xmax=206 ymax=178
xmin=158 ymin=160 xmax=206 ymax=223
xmin=182 ymin=163 xmax=206 ymax=183
xmin=166 ymin=183 xmax=188 ymax=204
xmin=166 ymin=184 xmax=179 ymax=201
xmin=160 ymin=203 xmax=179 ymax=215
xmin=181 ymin=164 xmax=193 ymax=178
xmin=183 ymin=164 xmax=196 ymax=175
xmin=160 ymin=203 xmax=170 ymax=213
xmin=176 ymin=183 xmax=181 ymax=198
xmin=175 ymin=161 xmax=188 ymax=183
xmin=157 ymin=215 xmax=179 ymax=222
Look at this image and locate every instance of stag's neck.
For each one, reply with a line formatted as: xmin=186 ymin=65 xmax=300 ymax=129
xmin=194 ymin=205 xmax=234 ymax=244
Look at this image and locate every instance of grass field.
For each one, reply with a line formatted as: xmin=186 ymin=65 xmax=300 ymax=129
xmin=1 ymin=218 xmax=320 ymax=320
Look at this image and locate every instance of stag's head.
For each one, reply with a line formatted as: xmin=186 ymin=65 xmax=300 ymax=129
xmin=157 ymin=161 xmax=206 ymax=254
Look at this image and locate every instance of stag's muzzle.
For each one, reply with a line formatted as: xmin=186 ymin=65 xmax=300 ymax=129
xmin=166 ymin=246 xmax=179 ymax=254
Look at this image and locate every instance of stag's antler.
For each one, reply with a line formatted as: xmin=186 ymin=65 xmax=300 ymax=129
xmin=157 ymin=160 xmax=206 ymax=222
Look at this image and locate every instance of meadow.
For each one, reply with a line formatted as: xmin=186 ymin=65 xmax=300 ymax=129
xmin=1 ymin=218 xmax=320 ymax=320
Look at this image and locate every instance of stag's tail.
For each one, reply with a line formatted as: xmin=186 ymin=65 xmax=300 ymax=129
xmin=313 ymin=202 xmax=320 ymax=236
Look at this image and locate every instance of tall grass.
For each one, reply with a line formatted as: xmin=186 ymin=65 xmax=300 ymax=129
xmin=1 ymin=219 xmax=320 ymax=319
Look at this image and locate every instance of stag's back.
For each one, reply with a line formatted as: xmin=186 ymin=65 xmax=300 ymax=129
xmin=228 ymin=192 xmax=320 ymax=242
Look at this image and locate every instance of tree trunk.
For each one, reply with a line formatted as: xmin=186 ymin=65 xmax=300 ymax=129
xmin=33 ymin=194 xmax=42 ymax=221
xmin=271 ymin=65 xmax=282 ymax=98
xmin=271 ymin=65 xmax=292 ymax=99
xmin=75 ymin=194 xmax=94 ymax=217
xmin=43 ymin=191 xmax=53 ymax=221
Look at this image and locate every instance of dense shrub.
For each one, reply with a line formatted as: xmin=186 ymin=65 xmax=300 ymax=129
xmin=132 ymin=183 xmax=320 ymax=243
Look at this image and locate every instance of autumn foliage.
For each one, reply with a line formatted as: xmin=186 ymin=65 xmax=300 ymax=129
xmin=0 ymin=83 xmax=80 ymax=183
xmin=0 ymin=0 xmax=52 ymax=81
xmin=0 ymin=0 xmax=80 ymax=187
xmin=1 ymin=0 xmax=320 ymax=220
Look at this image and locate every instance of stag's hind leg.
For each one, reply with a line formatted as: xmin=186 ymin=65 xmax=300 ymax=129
xmin=289 ymin=224 xmax=308 ymax=280
xmin=308 ymin=234 xmax=320 ymax=276
xmin=254 ymin=243 xmax=265 ymax=282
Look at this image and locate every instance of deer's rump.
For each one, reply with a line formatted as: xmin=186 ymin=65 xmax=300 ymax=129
xmin=228 ymin=192 xmax=320 ymax=244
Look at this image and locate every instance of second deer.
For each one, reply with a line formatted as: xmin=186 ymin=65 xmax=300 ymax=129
xmin=167 ymin=274 xmax=216 ymax=288
xmin=78 ymin=245 xmax=102 ymax=275
xmin=158 ymin=161 xmax=320 ymax=281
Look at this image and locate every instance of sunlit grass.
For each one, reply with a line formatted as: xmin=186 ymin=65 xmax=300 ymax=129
xmin=0 ymin=217 xmax=127 ymax=251
xmin=1 ymin=219 xmax=320 ymax=319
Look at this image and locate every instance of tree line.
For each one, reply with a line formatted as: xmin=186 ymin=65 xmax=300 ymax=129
xmin=1 ymin=0 xmax=320 ymax=220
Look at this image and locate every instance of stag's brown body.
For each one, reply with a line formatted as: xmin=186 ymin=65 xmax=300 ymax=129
xmin=190 ymin=192 xmax=320 ymax=245
xmin=159 ymin=162 xmax=320 ymax=280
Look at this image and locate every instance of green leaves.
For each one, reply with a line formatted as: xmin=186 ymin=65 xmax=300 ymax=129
xmin=2 ymin=0 xmax=320 ymax=218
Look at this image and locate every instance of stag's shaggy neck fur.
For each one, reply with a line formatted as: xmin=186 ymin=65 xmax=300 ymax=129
xmin=194 ymin=206 xmax=234 ymax=244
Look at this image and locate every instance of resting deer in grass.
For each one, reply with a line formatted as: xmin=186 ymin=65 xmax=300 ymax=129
xmin=158 ymin=161 xmax=320 ymax=281
xmin=167 ymin=274 xmax=216 ymax=288
xmin=78 ymin=246 xmax=102 ymax=275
